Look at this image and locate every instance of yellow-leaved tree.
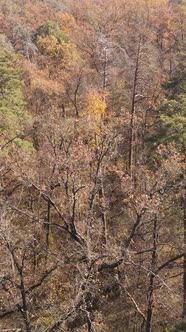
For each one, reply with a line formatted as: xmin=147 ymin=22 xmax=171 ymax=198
xmin=35 ymin=22 xmax=78 ymax=72
xmin=85 ymin=92 xmax=106 ymax=127
xmin=82 ymin=92 xmax=106 ymax=148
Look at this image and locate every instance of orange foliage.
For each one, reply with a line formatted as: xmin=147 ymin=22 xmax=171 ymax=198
xmin=27 ymin=64 xmax=64 ymax=95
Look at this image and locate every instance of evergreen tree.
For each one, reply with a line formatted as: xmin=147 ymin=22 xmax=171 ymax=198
xmin=158 ymin=42 xmax=186 ymax=326
xmin=0 ymin=40 xmax=31 ymax=150
xmin=159 ymin=44 xmax=186 ymax=149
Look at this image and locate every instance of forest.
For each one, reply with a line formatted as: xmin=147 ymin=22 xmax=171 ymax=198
xmin=0 ymin=0 xmax=185 ymax=331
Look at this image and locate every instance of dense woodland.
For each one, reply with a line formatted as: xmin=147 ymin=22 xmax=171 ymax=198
xmin=0 ymin=0 xmax=186 ymax=331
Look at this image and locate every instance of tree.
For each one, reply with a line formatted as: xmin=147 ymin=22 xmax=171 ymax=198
xmin=1 ymin=0 xmax=186 ymax=331
xmin=35 ymin=21 xmax=78 ymax=73
xmin=151 ymin=40 xmax=186 ymax=327
xmin=0 ymin=39 xmax=32 ymax=152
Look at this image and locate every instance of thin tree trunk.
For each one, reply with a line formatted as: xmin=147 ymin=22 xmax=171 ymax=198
xmin=145 ymin=217 xmax=157 ymax=332
xmin=20 ymin=271 xmax=32 ymax=332
xmin=46 ymin=201 xmax=51 ymax=250
xmin=103 ymin=47 xmax=108 ymax=93
xmin=100 ymin=177 xmax=107 ymax=246
xmin=128 ymin=38 xmax=141 ymax=178
xmin=183 ymin=153 xmax=186 ymax=322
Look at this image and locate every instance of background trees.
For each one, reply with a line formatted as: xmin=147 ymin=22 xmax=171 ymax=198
xmin=0 ymin=39 xmax=31 ymax=151
xmin=0 ymin=0 xmax=186 ymax=331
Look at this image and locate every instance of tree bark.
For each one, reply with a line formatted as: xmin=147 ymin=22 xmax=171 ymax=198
xmin=183 ymin=155 xmax=186 ymax=322
xmin=128 ymin=37 xmax=141 ymax=178
xmin=145 ymin=217 xmax=157 ymax=332
xmin=20 ymin=271 xmax=32 ymax=332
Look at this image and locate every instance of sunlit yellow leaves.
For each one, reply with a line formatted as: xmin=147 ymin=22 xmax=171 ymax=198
xmin=81 ymin=92 xmax=107 ymax=148
xmin=86 ymin=92 xmax=106 ymax=122
xmin=37 ymin=35 xmax=78 ymax=69
xmin=37 ymin=35 xmax=58 ymax=56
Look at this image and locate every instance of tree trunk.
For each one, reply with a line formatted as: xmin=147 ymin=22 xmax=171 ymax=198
xmin=100 ymin=178 xmax=107 ymax=246
xmin=183 ymin=159 xmax=186 ymax=322
xmin=20 ymin=272 xmax=31 ymax=332
xmin=46 ymin=201 xmax=51 ymax=250
xmin=128 ymin=38 xmax=141 ymax=178
xmin=145 ymin=217 xmax=157 ymax=332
